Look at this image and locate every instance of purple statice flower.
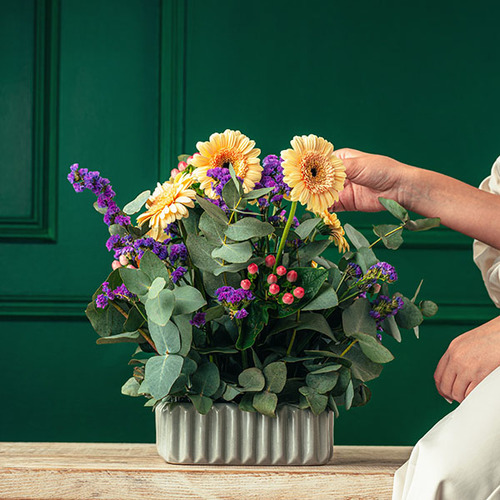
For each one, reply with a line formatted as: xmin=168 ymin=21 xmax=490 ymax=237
xmin=357 ymin=262 xmax=398 ymax=291
xmin=96 ymin=282 xmax=137 ymax=309
xmin=268 ymin=209 xmax=300 ymax=228
xmin=95 ymin=294 xmax=109 ymax=309
xmin=369 ymin=295 xmax=404 ymax=331
xmin=106 ymin=234 xmax=134 ymax=259
xmin=165 ymin=222 xmax=179 ymax=237
xmin=132 ymin=237 xmax=169 ymax=261
xmin=377 ymin=333 xmax=383 ymax=342
xmin=171 ymin=266 xmax=187 ymax=284
xmin=169 ymin=243 xmax=188 ymax=265
xmin=68 ymin=164 xmax=130 ymax=227
xmin=346 ymin=262 xmax=363 ymax=279
xmin=215 ymin=286 xmax=254 ymax=304
xmin=254 ymin=155 xmax=290 ymax=209
xmin=207 ymin=167 xmax=232 ymax=198
xmin=190 ymin=312 xmax=206 ymax=328
xmin=113 ymin=284 xmax=136 ymax=300
xmin=234 ymin=308 xmax=248 ymax=319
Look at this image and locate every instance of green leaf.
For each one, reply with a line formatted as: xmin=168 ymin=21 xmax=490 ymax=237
xmin=85 ymin=301 xmax=126 ymax=337
xmin=191 ymin=362 xmax=220 ymax=397
xmin=212 ymin=258 xmax=263 ymax=276
xmin=302 ymin=286 xmax=338 ymax=311
xmin=331 ymin=366 xmax=352 ymax=396
xmin=239 ymin=393 xmax=256 ymax=412
xmin=123 ymin=306 xmax=145 ymax=332
xmin=145 ymin=289 xmax=175 ymax=326
xmin=148 ymin=277 xmax=166 ymax=300
xmin=236 ymin=302 xmax=269 ymax=350
xmin=139 ymin=250 xmax=171 ymax=282
xmin=197 ymin=346 xmax=239 ymax=355
xmin=378 ymin=197 xmax=409 ymax=222
xmin=328 ymin=395 xmax=340 ymax=418
xmin=202 ymin=270 xmax=241 ymax=295
xmin=295 ymin=218 xmax=322 ymax=239
xmin=119 ymin=268 xmax=152 ymax=298
xmin=172 ymin=286 xmax=206 ymax=315
xmin=109 ymin=224 xmax=127 ymax=236
xmin=357 ymin=247 xmax=379 ymax=268
xmin=223 ymin=385 xmax=241 ymax=401
xmin=395 ymin=295 xmax=424 ymax=329
xmin=268 ymin=312 xmax=335 ymax=341
xmin=277 ymin=268 xmax=328 ymax=318
xmin=263 ymin=362 xmax=287 ymax=393
xmin=188 ymin=394 xmax=213 ymax=415
xmin=199 ymin=212 xmax=227 ymax=245
xmin=228 ymin=163 xmax=244 ymax=194
xmin=345 ymin=380 xmax=354 ymax=411
xmin=148 ymin=320 xmax=180 ymax=355
xmin=142 ymin=354 xmax=183 ymax=399
xmin=299 ymin=386 xmax=328 ymax=415
xmin=212 ymin=241 xmax=253 ymax=263
xmin=372 ymin=224 xmax=404 ymax=250
xmin=93 ymin=201 xmax=107 ymax=214
xmin=351 ymin=332 xmax=394 ymax=363
xmin=344 ymin=223 xmax=370 ymax=249
xmin=352 ymin=383 xmax=372 ymax=408
xmin=225 ymin=218 xmax=274 ymax=241
xmin=172 ymin=314 xmax=192 ymax=356
xmin=308 ymin=364 xmax=342 ymax=374
xmin=253 ymin=391 xmax=278 ymax=417
xmin=238 ymin=367 xmax=265 ymax=391
xmin=380 ymin=315 xmax=402 ymax=342
xmin=243 ymin=187 xmax=274 ymax=199
xmin=195 ymin=195 xmax=229 ymax=223
xmin=96 ymin=331 xmax=141 ymax=344
xmin=181 ymin=207 xmax=202 ymax=236
xmin=222 ymin=179 xmax=244 ymax=210
xmin=203 ymin=304 xmax=225 ymax=322
xmin=306 ymin=371 xmax=339 ymax=394
xmin=298 ymin=239 xmax=331 ymax=262
xmin=342 ymin=298 xmax=378 ymax=336
xmin=404 ymin=217 xmax=441 ymax=231
xmin=420 ymin=300 xmax=438 ymax=317
xmin=186 ymin=234 xmax=218 ymax=272
xmin=341 ymin=344 xmax=382 ymax=382
xmin=121 ymin=377 xmax=141 ymax=397
xmin=123 ymin=190 xmax=151 ymax=215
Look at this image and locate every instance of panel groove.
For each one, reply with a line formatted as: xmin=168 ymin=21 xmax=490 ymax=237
xmin=0 ymin=0 xmax=59 ymax=242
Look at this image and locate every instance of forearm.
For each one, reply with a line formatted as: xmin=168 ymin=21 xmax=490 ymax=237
xmin=403 ymin=167 xmax=500 ymax=249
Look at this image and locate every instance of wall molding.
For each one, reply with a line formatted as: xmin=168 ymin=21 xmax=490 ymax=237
xmin=0 ymin=0 xmax=60 ymax=242
xmin=158 ymin=0 xmax=186 ymax=181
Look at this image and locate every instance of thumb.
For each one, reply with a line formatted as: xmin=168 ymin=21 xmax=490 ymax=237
xmin=333 ymin=148 xmax=365 ymax=160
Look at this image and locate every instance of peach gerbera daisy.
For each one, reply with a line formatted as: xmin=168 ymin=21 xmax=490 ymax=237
xmin=191 ymin=129 xmax=262 ymax=197
xmin=281 ymin=135 xmax=346 ymax=214
xmin=137 ymin=173 xmax=196 ymax=240
xmin=320 ymin=211 xmax=350 ymax=253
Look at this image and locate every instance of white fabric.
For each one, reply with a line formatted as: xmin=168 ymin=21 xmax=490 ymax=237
xmin=392 ymin=158 xmax=500 ymax=500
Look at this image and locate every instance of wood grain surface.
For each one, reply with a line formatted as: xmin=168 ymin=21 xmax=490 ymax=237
xmin=0 ymin=442 xmax=412 ymax=499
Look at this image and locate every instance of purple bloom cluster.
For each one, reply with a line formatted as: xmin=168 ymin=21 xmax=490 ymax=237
xmin=171 ymin=266 xmax=187 ymax=284
xmin=96 ymin=282 xmax=136 ymax=309
xmin=206 ymin=167 xmax=233 ymax=198
xmin=268 ymin=209 xmax=300 ymax=228
xmin=359 ymin=262 xmax=398 ymax=287
xmin=215 ymin=286 xmax=254 ymax=320
xmin=346 ymin=262 xmax=363 ymax=279
xmin=169 ymin=243 xmax=188 ymax=265
xmin=105 ymin=235 xmax=170 ymax=261
xmin=68 ymin=164 xmax=131 ymax=227
xmin=369 ymin=295 xmax=405 ymax=331
xmin=190 ymin=312 xmax=206 ymax=328
xmin=254 ymin=155 xmax=291 ymax=208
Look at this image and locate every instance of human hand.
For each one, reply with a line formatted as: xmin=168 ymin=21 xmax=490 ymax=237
xmin=434 ymin=316 xmax=500 ymax=403
xmin=332 ymin=148 xmax=415 ymax=213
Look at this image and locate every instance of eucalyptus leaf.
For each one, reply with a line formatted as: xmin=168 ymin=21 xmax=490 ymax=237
xmin=195 ymin=195 xmax=229 ymax=223
xmin=344 ymin=223 xmax=371 ymax=249
xmin=145 ymin=289 xmax=175 ymax=326
xmin=263 ymin=362 xmax=287 ymax=393
xmin=96 ymin=331 xmax=141 ymax=344
xmin=243 ymin=187 xmax=274 ymax=199
xmin=236 ymin=302 xmax=269 ymax=349
xmin=395 ymin=295 xmax=424 ymax=329
xmin=295 ymin=218 xmax=322 ymax=239
xmin=225 ymin=218 xmax=274 ymax=241
xmin=199 ymin=212 xmax=227 ymax=245
xmin=85 ymin=301 xmax=126 ymax=337
xmin=378 ymin=197 xmax=409 ymax=222
xmin=212 ymin=241 xmax=253 ymax=263
xmin=139 ymin=250 xmax=170 ymax=282
xmin=172 ymin=314 xmax=192 ymax=356
xmin=119 ymin=268 xmax=152 ymax=299
xmin=222 ymin=180 xmax=243 ymax=210
xmin=238 ymin=367 xmax=265 ymax=391
xmin=186 ymin=234 xmax=218 ymax=272
xmin=253 ymin=391 xmax=278 ymax=417
xmin=191 ymin=362 xmax=220 ymax=397
xmin=302 ymin=286 xmax=338 ymax=311
xmin=142 ymin=354 xmax=183 ymax=399
xmin=223 ymin=385 xmax=241 ymax=401
xmin=239 ymin=393 xmax=256 ymax=412
xmin=381 ymin=315 xmax=402 ymax=342
xmin=148 ymin=320 xmax=180 ymax=355
xmin=188 ymin=394 xmax=213 ymax=414
xmin=306 ymin=371 xmax=339 ymax=394
xmin=404 ymin=217 xmax=440 ymax=231
xmin=345 ymin=380 xmax=354 ymax=410
xmin=342 ymin=298 xmax=378 ymax=336
xmin=372 ymin=224 xmax=404 ymax=250
xmin=121 ymin=377 xmax=141 ymax=397
xmin=341 ymin=344 xmax=382 ymax=382
xmin=109 ymin=224 xmax=127 ymax=236
xmin=298 ymin=239 xmax=331 ymax=262
xmin=351 ymin=332 xmax=394 ymax=363
xmin=299 ymin=386 xmax=328 ymax=415
xmin=212 ymin=258 xmax=263 ymax=276
xmin=172 ymin=286 xmax=206 ymax=315
xmin=420 ymin=300 xmax=439 ymax=317
xmin=123 ymin=306 xmax=145 ymax=332
xmin=123 ymin=190 xmax=151 ymax=215
xmin=148 ymin=277 xmax=166 ymax=300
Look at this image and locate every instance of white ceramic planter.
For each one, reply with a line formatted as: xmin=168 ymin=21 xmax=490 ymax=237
xmin=155 ymin=402 xmax=334 ymax=465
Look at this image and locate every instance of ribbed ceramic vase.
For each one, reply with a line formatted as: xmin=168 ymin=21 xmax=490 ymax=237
xmin=155 ymin=402 xmax=334 ymax=465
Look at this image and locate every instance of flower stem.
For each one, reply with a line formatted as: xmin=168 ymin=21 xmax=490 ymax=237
xmin=340 ymin=339 xmax=358 ymax=357
xmin=369 ymin=224 xmax=404 ymax=249
xmin=286 ymin=310 xmax=300 ymax=356
xmin=273 ymin=201 xmax=297 ymax=272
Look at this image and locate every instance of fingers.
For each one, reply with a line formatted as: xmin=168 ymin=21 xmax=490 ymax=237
xmin=434 ymin=351 xmax=454 ymax=401
xmin=464 ymin=381 xmax=477 ymax=400
xmin=334 ymin=148 xmax=365 ymax=159
xmin=450 ymin=375 xmax=471 ymax=403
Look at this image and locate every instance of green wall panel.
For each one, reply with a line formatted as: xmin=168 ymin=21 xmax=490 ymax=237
xmin=1 ymin=0 xmax=499 ymax=445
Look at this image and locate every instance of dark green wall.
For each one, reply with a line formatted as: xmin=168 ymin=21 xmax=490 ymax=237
xmin=1 ymin=0 xmax=499 ymax=445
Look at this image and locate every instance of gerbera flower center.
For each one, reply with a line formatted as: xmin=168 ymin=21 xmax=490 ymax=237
xmin=153 ymin=186 xmax=176 ymax=207
xmin=211 ymin=148 xmax=248 ymax=178
xmin=301 ymin=152 xmax=333 ymax=193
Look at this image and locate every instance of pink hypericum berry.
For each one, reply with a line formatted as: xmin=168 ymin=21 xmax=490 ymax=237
xmin=267 ymin=274 xmax=278 ymax=284
xmin=269 ymin=284 xmax=280 ymax=295
xmin=170 ymin=168 xmax=180 ymax=178
xmin=127 ymin=264 xmax=136 ymax=269
xmin=247 ymin=263 xmax=259 ymax=275
xmin=282 ymin=293 xmax=294 ymax=305
xmin=293 ymin=287 xmax=305 ymax=299
xmin=287 ymin=270 xmax=298 ymax=282
xmin=276 ymin=265 xmax=287 ymax=276
xmin=372 ymin=283 xmax=381 ymax=293
xmin=112 ymin=260 xmax=122 ymax=270
xmin=178 ymin=161 xmax=187 ymax=172
xmin=265 ymin=255 xmax=276 ymax=267
xmin=240 ymin=279 xmax=251 ymax=290
xmin=119 ymin=255 xmax=129 ymax=266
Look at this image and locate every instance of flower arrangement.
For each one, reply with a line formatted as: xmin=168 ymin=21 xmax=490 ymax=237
xmin=68 ymin=130 xmax=438 ymax=417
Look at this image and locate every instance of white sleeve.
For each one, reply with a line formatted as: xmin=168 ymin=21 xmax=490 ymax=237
xmin=472 ymin=156 xmax=500 ymax=308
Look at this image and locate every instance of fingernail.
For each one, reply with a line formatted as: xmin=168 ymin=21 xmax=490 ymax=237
xmin=444 ymin=397 xmax=453 ymax=404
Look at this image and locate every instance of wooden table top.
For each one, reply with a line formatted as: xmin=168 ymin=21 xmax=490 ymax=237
xmin=0 ymin=442 xmax=412 ymax=499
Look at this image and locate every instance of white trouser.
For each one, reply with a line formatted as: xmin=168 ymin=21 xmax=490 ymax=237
xmin=393 ymin=365 xmax=500 ymax=500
